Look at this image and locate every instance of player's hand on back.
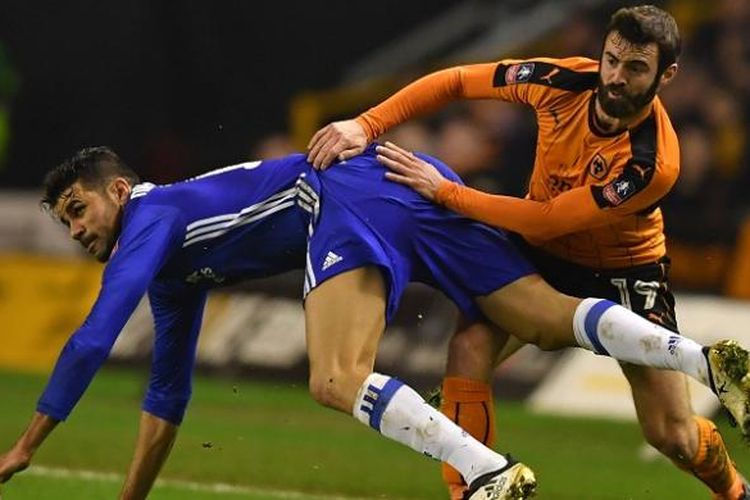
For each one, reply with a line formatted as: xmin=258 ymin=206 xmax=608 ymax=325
xmin=377 ymin=141 xmax=446 ymax=201
xmin=0 ymin=446 xmax=31 ymax=483
xmin=307 ymin=119 xmax=369 ymax=170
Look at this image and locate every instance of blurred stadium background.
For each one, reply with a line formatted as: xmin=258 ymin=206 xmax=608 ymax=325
xmin=1 ymin=0 xmax=750 ymax=498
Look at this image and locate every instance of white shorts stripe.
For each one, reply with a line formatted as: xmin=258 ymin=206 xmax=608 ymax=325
xmin=300 ymin=175 xmax=320 ymax=298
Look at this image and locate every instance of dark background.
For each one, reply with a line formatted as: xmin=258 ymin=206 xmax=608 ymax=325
xmin=0 ymin=0 xmax=455 ymax=186
xmin=2 ymin=1 xmax=750 ymax=295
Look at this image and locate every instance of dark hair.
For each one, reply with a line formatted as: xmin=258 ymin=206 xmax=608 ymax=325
xmin=606 ymin=5 xmax=681 ymax=73
xmin=41 ymin=146 xmax=140 ymax=211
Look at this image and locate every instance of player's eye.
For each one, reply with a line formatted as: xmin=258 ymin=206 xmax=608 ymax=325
xmin=625 ymin=61 xmax=648 ymax=74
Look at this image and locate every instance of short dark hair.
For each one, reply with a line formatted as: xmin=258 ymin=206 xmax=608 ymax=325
xmin=41 ymin=146 xmax=140 ymax=211
xmin=606 ymin=5 xmax=681 ymax=72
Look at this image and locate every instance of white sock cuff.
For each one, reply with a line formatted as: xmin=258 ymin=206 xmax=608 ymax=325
xmin=573 ymin=298 xmax=618 ymax=355
xmin=352 ymin=372 xmax=405 ymax=431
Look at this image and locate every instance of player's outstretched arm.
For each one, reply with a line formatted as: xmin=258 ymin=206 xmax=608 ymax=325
xmin=118 ymin=286 xmax=206 ymax=499
xmin=307 ymin=64 xmax=500 ymax=170
xmin=379 ymin=141 xmax=677 ymax=242
xmin=119 ymin=411 xmax=179 ymax=500
xmin=0 ymin=412 xmax=58 ymax=483
xmin=381 ymin=140 xmax=607 ymax=241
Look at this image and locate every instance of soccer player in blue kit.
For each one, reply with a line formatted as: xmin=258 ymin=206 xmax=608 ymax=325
xmin=0 ymin=145 xmax=748 ymax=500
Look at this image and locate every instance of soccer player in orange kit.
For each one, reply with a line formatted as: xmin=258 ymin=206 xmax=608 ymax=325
xmin=307 ymin=5 xmax=748 ymax=499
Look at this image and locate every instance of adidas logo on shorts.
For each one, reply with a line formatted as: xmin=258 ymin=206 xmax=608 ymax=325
xmin=322 ymin=251 xmax=343 ymax=271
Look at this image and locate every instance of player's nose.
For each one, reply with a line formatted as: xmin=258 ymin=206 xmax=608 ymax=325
xmin=70 ymin=221 xmax=85 ymax=240
xmin=606 ymin=66 xmax=627 ymax=86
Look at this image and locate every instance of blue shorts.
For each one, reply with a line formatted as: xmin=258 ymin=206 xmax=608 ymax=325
xmin=301 ymin=146 xmax=536 ymax=322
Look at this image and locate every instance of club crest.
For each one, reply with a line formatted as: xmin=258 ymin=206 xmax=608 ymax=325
xmin=588 ymin=153 xmax=610 ymax=180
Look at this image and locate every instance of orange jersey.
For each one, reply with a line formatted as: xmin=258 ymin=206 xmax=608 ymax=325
xmin=358 ymin=57 xmax=680 ymax=269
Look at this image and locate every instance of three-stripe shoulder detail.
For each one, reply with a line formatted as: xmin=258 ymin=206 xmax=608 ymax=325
xmin=130 ymin=183 xmax=156 ymax=200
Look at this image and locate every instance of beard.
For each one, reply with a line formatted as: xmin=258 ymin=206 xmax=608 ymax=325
xmin=95 ymin=205 xmax=124 ymax=262
xmin=596 ymin=74 xmax=660 ymax=119
xmin=95 ymin=238 xmax=116 ymax=262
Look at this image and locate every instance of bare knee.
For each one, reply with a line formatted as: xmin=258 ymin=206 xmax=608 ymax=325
xmin=308 ymin=369 xmax=346 ymax=411
xmin=535 ymin=331 xmax=570 ymax=351
xmin=525 ymin=321 xmax=571 ymax=351
xmin=641 ymin=416 xmax=696 ymax=463
xmin=308 ymin=367 xmax=367 ymax=413
xmin=449 ymin=325 xmax=497 ymax=361
xmin=447 ymin=323 xmax=509 ymax=380
xmin=532 ymin=304 xmax=577 ymax=351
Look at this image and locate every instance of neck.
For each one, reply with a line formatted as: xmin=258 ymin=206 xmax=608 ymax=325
xmin=593 ymin=98 xmax=652 ymax=134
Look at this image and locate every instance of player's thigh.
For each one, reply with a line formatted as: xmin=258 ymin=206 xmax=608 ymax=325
xmin=305 ymin=266 xmax=386 ymax=375
xmin=475 ymin=273 xmax=580 ymax=350
xmin=620 ymin=363 xmax=695 ymax=440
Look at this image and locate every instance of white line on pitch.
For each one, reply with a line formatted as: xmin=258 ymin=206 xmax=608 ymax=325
xmin=22 ymin=465 xmax=378 ymax=500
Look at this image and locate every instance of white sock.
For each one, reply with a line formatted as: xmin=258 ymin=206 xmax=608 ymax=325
xmin=352 ymin=372 xmax=507 ymax=485
xmin=572 ymin=298 xmax=711 ymax=386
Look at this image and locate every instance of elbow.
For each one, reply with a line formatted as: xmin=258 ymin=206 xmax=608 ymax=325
xmin=64 ymin=336 xmax=113 ymax=366
xmin=87 ymin=343 xmax=113 ymax=362
xmin=142 ymin=399 xmax=190 ymax=426
xmin=143 ymin=389 xmax=192 ymax=425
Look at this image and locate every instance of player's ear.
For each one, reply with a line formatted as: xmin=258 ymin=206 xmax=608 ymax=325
xmin=109 ymin=177 xmax=132 ymax=206
xmin=658 ymin=63 xmax=678 ymax=88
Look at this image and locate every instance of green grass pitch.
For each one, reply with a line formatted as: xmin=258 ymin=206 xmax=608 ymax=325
xmin=1 ymin=368 xmax=747 ymax=499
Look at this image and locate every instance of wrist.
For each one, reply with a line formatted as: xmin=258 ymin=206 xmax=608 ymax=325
xmin=14 ymin=433 xmax=38 ymax=457
xmin=11 ymin=442 xmax=33 ymax=464
xmin=434 ymin=180 xmax=456 ymax=205
xmin=16 ymin=412 xmax=59 ymax=457
xmin=355 ymin=115 xmax=376 ymax=142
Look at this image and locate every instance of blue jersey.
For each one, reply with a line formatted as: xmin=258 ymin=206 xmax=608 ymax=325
xmin=37 ymin=146 xmax=534 ymax=425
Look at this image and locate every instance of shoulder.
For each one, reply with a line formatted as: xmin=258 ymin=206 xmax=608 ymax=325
xmin=126 ymin=186 xmax=184 ymax=223
xmin=120 ymin=194 xmax=186 ymax=247
xmin=628 ymin=100 xmax=679 ymax=181
xmin=493 ymin=56 xmax=599 ymax=91
xmin=652 ymin=98 xmax=680 ymax=167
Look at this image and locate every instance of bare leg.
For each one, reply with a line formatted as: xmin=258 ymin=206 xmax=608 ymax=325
xmin=446 ymin=319 xmax=509 ymax=381
xmin=623 ymin=365 xmax=697 ymax=462
xmin=119 ymin=412 xmax=178 ymax=500
xmin=305 ymin=266 xmax=385 ymax=412
xmin=623 ymin=365 xmax=743 ymax=496
xmin=441 ymin=321 xmax=523 ymax=499
xmin=476 ymin=275 xmax=713 ymax=387
xmin=304 ymin=267 xmax=523 ymax=490
xmin=444 ymin=273 xmax=744 ymax=498
xmin=475 ymin=274 xmax=579 ymax=350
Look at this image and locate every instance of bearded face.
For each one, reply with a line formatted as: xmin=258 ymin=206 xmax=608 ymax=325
xmin=597 ymin=71 xmax=660 ymax=118
xmin=54 ymin=180 xmax=128 ymax=263
xmin=597 ymin=31 xmax=662 ymax=119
